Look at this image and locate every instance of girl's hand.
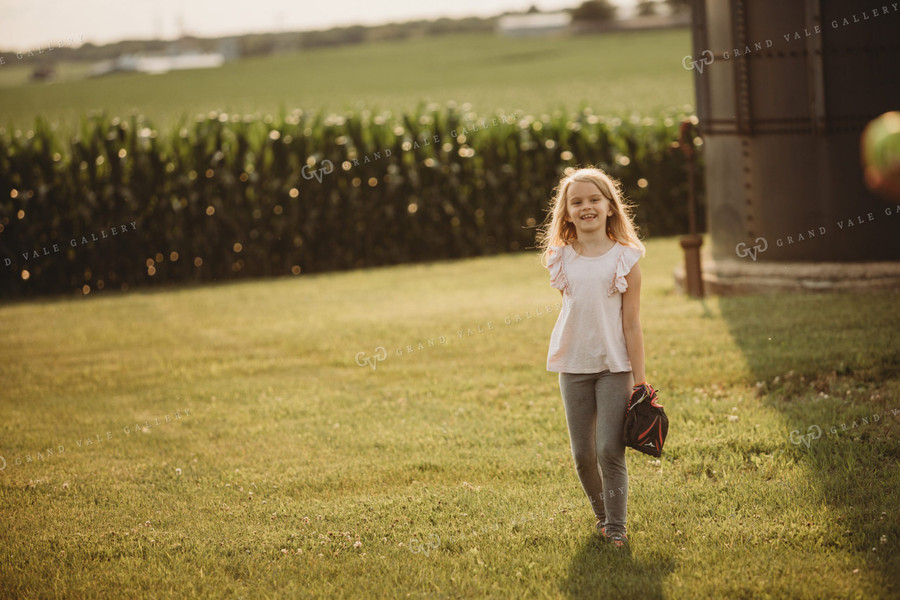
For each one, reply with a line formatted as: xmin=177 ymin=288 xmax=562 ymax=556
xmin=630 ymin=382 xmax=657 ymax=406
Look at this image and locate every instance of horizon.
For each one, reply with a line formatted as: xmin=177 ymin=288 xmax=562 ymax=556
xmin=0 ymin=0 xmax=642 ymax=51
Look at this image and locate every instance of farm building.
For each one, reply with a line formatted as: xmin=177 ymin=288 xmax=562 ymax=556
xmin=89 ymin=50 xmax=225 ymax=77
xmin=496 ymin=12 xmax=572 ymax=37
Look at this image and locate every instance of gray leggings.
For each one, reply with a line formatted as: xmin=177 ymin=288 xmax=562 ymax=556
xmin=559 ymin=370 xmax=633 ymax=536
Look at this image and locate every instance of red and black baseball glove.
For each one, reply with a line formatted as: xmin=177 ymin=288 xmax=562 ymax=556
xmin=623 ymin=383 xmax=668 ymax=458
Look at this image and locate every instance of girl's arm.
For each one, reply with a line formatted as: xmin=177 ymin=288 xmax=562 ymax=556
xmin=622 ymin=264 xmax=646 ymax=385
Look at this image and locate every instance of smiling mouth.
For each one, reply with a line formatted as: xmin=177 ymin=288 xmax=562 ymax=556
xmin=580 ymin=214 xmax=597 ymax=220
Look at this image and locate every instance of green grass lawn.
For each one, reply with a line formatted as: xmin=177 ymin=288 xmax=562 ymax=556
xmin=1 ymin=235 xmax=898 ymax=599
xmin=0 ymin=29 xmax=694 ymax=135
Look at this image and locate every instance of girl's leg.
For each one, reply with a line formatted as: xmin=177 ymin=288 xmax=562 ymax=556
xmin=593 ymin=370 xmax=634 ymax=537
xmin=559 ymin=372 xmax=606 ymax=523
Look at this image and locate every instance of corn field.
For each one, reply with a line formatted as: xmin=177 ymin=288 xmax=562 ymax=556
xmin=0 ymin=103 xmax=705 ymax=298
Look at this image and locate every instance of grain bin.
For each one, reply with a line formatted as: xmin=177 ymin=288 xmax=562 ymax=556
xmin=685 ymin=0 xmax=900 ymax=292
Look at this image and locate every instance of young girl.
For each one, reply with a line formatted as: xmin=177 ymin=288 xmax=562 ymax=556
xmin=538 ymin=167 xmax=652 ymax=550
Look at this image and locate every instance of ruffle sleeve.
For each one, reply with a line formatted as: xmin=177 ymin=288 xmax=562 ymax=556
xmin=608 ymin=245 xmax=642 ymax=296
xmin=547 ymin=245 xmax=568 ymax=292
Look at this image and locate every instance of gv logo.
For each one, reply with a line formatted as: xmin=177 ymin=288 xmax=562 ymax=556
xmin=355 ymin=346 xmax=387 ymax=370
xmin=682 ymin=50 xmax=714 ymax=73
xmin=735 ymin=237 xmax=769 ymax=261
xmin=789 ymin=425 xmax=822 ymax=448
xmin=408 ymin=534 xmax=440 ymax=556
xmin=301 ymin=160 xmax=334 ymax=183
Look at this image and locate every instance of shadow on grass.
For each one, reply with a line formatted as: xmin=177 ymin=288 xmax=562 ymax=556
xmin=717 ymin=292 xmax=900 ymax=593
xmin=560 ymin=537 xmax=676 ymax=600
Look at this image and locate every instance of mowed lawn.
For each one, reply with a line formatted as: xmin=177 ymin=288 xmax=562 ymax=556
xmin=1 ymin=236 xmax=898 ymax=599
xmin=0 ymin=29 xmax=694 ymax=134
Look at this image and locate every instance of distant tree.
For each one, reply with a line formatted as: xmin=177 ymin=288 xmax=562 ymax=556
xmin=527 ymin=5 xmax=541 ymax=13
xmin=665 ymin=0 xmax=692 ymax=14
xmin=571 ymin=0 xmax=618 ymax=22
xmin=299 ymin=25 xmax=366 ymax=49
xmin=637 ymin=1 xmax=659 ymax=16
xmin=239 ymin=35 xmax=278 ymax=57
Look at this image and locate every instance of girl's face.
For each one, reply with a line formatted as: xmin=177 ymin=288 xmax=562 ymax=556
xmin=564 ymin=180 xmax=613 ymax=236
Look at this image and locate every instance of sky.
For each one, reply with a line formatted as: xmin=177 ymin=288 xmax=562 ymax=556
xmin=0 ymin=0 xmax=641 ymax=50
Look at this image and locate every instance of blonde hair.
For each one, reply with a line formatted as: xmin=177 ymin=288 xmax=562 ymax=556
xmin=537 ymin=167 xmax=645 ymax=266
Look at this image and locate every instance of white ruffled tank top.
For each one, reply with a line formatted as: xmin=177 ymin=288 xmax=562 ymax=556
xmin=546 ymin=241 xmax=642 ymax=374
